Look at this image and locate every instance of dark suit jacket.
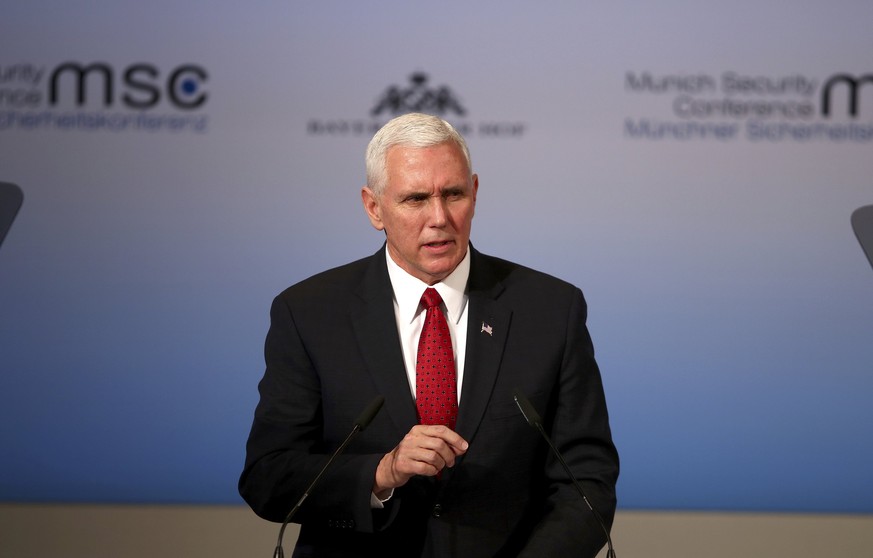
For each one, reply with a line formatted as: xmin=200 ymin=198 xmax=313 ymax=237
xmin=239 ymin=246 xmax=619 ymax=557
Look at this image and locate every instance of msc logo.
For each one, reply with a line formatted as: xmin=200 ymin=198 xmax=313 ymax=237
xmin=821 ymin=74 xmax=873 ymax=118
xmin=48 ymin=62 xmax=208 ymax=110
xmin=371 ymin=72 xmax=466 ymax=117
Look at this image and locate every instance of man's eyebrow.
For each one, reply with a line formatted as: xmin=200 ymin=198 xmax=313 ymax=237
xmin=442 ymin=185 xmax=467 ymax=194
xmin=395 ymin=185 xmax=467 ymax=199
xmin=396 ymin=189 xmax=429 ymax=200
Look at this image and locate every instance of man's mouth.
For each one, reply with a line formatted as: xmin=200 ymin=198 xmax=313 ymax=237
xmin=423 ymin=240 xmax=454 ymax=251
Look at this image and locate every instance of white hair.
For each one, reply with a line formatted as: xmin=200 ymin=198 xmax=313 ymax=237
xmin=365 ymin=113 xmax=472 ymax=196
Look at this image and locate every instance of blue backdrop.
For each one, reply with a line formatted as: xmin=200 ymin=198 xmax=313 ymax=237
xmin=1 ymin=1 xmax=872 ymax=513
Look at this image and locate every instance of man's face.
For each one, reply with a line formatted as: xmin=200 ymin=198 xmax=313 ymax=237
xmin=362 ymin=142 xmax=478 ymax=285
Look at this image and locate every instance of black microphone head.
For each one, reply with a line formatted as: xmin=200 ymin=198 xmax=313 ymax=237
xmin=354 ymin=395 xmax=385 ymax=431
xmin=513 ymin=389 xmax=543 ymax=428
xmin=852 ymin=205 xmax=873 ymax=270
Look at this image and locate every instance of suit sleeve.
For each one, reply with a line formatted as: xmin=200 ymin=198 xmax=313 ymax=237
xmin=517 ymin=288 xmax=619 ymax=558
xmin=238 ymin=294 xmax=384 ymax=532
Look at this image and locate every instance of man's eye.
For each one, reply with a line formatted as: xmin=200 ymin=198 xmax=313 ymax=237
xmin=406 ymin=195 xmax=427 ymax=203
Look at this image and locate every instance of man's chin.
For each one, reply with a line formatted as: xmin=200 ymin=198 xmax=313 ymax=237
xmin=420 ymin=258 xmax=462 ymax=283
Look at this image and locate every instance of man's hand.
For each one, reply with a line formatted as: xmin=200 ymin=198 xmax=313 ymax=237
xmin=373 ymin=425 xmax=469 ymax=498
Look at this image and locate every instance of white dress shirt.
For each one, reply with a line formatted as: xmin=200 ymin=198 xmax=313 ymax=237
xmin=384 ymin=245 xmax=470 ymax=404
xmin=370 ymin=247 xmax=471 ymax=508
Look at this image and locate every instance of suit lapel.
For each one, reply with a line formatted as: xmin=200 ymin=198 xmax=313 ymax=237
xmin=455 ymin=248 xmax=511 ymax=444
xmin=350 ymin=249 xmax=419 ymax=436
xmin=348 ymin=246 xmax=512 ymax=446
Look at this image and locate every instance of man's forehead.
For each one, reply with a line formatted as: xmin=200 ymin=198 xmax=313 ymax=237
xmin=385 ymin=143 xmax=470 ymax=174
xmin=386 ymin=141 xmax=462 ymax=158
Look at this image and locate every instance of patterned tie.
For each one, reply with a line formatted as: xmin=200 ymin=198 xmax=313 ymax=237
xmin=415 ymin=288 xmax=458 ymax=430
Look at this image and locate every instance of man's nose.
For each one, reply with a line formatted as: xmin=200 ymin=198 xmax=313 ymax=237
xmin=429 ymin=198 xmax=448 ymax=226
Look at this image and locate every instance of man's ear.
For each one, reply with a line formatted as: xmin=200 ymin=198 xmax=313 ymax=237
xmin=361 ymin=186 xmax=384 ymax=231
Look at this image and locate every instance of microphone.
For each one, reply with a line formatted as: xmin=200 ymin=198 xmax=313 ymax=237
xmin=513 ymin=390 xmax=617 ymax=558
xmin=273 ymin=395 xmax=385 ymax=558
xmin=851 ymin=205 xmax=873 ymax=270
xmin=0 ymin=181 xmax=24 ymax=249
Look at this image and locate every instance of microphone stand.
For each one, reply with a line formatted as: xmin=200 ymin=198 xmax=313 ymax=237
xmin=273 ymin=395 xmax=385 ymax=558
xmin=514 ymin=390 xmax=616 ymax=558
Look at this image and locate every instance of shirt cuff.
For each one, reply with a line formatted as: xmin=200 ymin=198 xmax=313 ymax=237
xmin=369 ymin=489 xmax=394 ymax=509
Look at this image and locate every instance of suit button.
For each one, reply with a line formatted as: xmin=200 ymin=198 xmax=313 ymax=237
xmin=432 ymin=503 xmax=442 ymax=518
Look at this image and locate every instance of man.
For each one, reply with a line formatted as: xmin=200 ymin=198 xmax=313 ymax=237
xmin=239 ymin=113 xmax=619 ymax=557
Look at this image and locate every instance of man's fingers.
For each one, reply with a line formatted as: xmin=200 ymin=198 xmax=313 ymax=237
xmin=412 ymin=424 xmax=469 ymax=454
xmin=396 ymin=437 xmax=453 ymax=471
xmin=393 ymin=446 xmax=445 ymax=476
xmin=374 ymin=425 xmax=471 ymax=492
xmin=395 ymin=425 xmax=469 ymax=472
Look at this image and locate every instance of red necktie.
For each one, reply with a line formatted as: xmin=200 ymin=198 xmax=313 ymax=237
xmin=415 ymin=288 xmax=458 ymax=430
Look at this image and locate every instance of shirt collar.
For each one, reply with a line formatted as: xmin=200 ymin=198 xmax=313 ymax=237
xmin=385 ymin=245 xmax=470 ymax=325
